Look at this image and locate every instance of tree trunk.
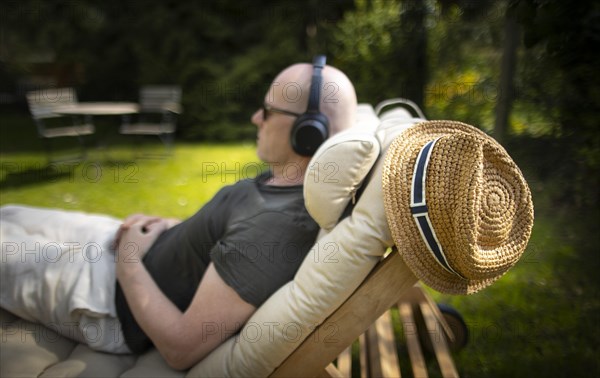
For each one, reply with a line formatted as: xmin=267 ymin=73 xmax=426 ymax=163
xmin=400 ymin=0 xmax=427 ymax=110
xmin=494 ymin=6 xmax=520 ymax=144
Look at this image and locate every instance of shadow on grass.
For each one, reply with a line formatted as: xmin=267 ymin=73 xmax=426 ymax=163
xmin=0 ymin=164 xmax=72 ymax=189
xmin=0 ymin=159 xmax=141 ymax=189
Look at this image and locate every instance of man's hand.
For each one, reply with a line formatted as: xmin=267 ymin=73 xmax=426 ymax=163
xmin=113 ymin=214 xmax=182 ymax=249
xmin=113 ymin=214 xmax=164 ymax=249
xmin=115 ymin=219 xmax=169 ymax=274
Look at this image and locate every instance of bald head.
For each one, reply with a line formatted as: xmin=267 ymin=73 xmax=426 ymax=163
xmin=265 ymin=63 xmax=357 ymax=135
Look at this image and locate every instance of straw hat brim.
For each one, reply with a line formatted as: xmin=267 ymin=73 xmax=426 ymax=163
xmin=381 ymin=120 xmax=534 ymax=295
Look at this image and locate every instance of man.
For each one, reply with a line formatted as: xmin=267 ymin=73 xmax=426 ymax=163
xmin=0 ymin=59 xmax=358 ymax=371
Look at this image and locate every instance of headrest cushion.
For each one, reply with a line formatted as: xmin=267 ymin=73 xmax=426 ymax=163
xmin=304 ymin=128 xmax=381 ymax=231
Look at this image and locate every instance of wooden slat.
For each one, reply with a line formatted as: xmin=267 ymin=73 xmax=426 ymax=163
xmin=401 ymin=286 xmax=455 ymax=344
xmin=140 ymin=86 xmax=181 ymax=112
xmin=374 ymin=311 xmax=401 ymax=378
xmin=399 ymin=303 xmax=428 ymax=378
xmin=270 ymin=251 xmax=418 ymax=377
xmin=366 ymin=323 xmax=382 ymax=377
xmin=323 ymin=363 xmax=344 ymax=378
xmin=336 ymin=346 xmax=352 ymax=378
xmin=27 ymin=88 xmax=77 ymax=119
xmin=419 ymin=302 xmax=460 ymax=378
xmin=359 ymin=333 xmax=368 ymax=378
xmin=420 ymin=288 xmax=455 ymax=343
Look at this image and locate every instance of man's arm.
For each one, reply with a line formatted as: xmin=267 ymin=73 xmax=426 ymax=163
xmin=116 ymin=221 xmax=255 ymax=370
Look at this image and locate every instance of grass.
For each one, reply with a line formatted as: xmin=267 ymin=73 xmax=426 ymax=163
xmin=1 ymin=143 xmax=261 ymax=219
xmin=1 ymin=111 xmax=598 ymax=377
xmin=0 ymin=110 xmax=262 ymax=219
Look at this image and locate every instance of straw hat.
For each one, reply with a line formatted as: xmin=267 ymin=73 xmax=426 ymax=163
xmin=382 ymin=120 xmax=534 ymax=295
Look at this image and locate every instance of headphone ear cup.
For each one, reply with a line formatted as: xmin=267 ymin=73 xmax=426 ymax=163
xmin=291 ymin=114 xmax=329 ymax=156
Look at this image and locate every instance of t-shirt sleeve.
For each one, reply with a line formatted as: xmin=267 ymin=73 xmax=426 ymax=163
xmin=210 ymin=211 xmax=318 ymax=307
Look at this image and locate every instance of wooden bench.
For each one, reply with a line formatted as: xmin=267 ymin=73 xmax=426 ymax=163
xmin=332 ymin=286 xmax=461 ymax=378
xmin=270 ymin=251 xmax=464 ymax=378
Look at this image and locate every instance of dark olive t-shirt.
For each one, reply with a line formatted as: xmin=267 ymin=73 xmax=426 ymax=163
xmin=115 ymin=172 xmax=319 ymax=353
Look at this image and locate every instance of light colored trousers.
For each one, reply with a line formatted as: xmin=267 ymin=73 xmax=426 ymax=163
xmin=0 ymin=204 xmax=131 ymax=353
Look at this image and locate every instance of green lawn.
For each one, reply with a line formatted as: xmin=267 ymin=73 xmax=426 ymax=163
xmin=1 ymin=112 xmax=598 ymax=377
xmin=1 ymin=142 xmax=261 ymax=219
xmin=0 ymin=110 xmax=262 ymax=218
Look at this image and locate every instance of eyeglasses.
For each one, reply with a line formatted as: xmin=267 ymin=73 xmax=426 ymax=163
xmin=262 ymin=103 xmax=302 ymax=121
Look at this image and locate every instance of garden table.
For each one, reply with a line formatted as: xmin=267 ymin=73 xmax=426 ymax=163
xmin=53 ymin=102 xmax=140 ymax=153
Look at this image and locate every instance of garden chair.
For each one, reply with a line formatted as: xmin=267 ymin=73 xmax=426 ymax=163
xmin=189 ymin=101 xmax=462 ymax=378
xmin=119 ymin=85 xmax=182 ymax=156
xmin=0 ymin=100 xmax=532 ymax=377
xmin=25 ymin=87 xmax=95 ymax=162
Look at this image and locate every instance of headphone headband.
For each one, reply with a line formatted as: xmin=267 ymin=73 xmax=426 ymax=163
xmin=307 ymin=55 xmax=326 ymax=113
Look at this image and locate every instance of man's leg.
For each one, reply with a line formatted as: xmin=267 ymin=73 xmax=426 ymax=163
xmin=0 ymin=205 xmax=130 ymax=353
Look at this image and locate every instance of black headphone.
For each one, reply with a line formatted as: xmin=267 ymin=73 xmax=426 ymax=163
xmin=290 ymin=55 xmax=330 ymax=156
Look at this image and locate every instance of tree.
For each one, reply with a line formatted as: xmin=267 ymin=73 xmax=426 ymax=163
xmin=515 ymin=0 xmax=600 ymax=207
xmin=332 ymin=0 xmax=427 ymax=107
xmin=399 ymin=0 xmax=427 ymax=109
xmin=0 ymin=0 xmax=354 ymax=141
xmin=494 ymin=3 xmax=520 ymax=144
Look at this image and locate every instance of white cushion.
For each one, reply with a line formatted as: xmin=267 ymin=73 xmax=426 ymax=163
xmin=304 ymin=128 xmax=380 ymax=232
xmin=376 ymin=117 xmax=426 ymax=148
xmin=355 ymin=103 xmax=380 ymax=130
xmin=379 ymin=106 xmax=412 ymax=122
